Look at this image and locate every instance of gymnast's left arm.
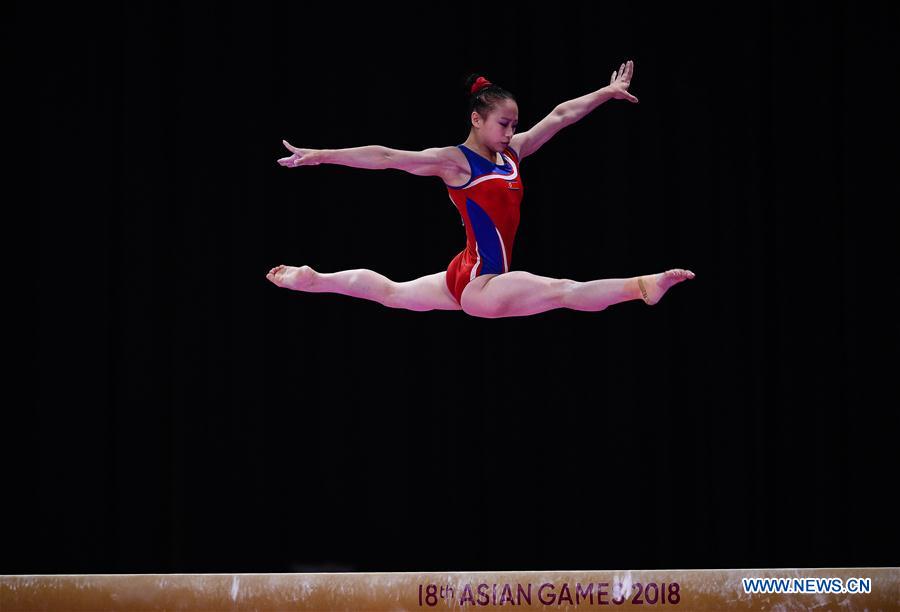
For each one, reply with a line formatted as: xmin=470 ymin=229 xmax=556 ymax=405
xmin=513 ymin=60 xmax=639 ymax=159
xmin=556 ymin=59 xmax=640 ymax=123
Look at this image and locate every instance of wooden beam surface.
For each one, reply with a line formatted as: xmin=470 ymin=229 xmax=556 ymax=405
xmin=2 ymin=567 xmax=897 ymax=611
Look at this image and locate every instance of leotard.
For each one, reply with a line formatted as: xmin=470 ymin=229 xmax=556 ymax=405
xmin=444 ymin=144 xmax=524 ymax=305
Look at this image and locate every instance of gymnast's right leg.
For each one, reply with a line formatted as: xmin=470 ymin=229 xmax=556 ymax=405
xmin=266 ymin=265 xmax=462 ymax=311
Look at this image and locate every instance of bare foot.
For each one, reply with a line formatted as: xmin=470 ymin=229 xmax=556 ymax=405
xmin=637 ymin=269 xmax=696 ymax=305
xmin=266 ymin=264 xmax=316 ymax=290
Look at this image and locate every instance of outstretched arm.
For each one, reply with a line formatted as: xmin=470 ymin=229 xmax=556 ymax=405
xmin=559 ymin=59 xmax=639 ymax=120
xmin=511 ymin=59 xmax=639 ymax=160
xmin=278 ymin=141 xmax=393 ymax=169
xmin=278 ymin=140 xmax=454 ymax=179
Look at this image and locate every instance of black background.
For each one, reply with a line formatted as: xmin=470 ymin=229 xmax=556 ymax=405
xmin=13 ymin=1 xmax=899 ymax=573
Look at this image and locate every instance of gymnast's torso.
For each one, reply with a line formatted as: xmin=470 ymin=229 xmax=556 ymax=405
xmin=442 ymin=143 xmax=524 ymax=305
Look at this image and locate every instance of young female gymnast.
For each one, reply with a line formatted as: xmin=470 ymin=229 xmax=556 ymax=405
xmin=267 ymin=60 xmax=695 ymax=318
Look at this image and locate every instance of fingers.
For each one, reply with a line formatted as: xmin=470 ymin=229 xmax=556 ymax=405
xmin=610 ymin=60 xmax=638 ymax=101
xmin=277 ymin=154 xmax=302 ymax=167
xmin=611 ymin=60 xmax=635 ymax=86
xmin=282 ymin=139 xmax=298 ymax=152
xmin=618 ymin=59 xmax=634 ymax=83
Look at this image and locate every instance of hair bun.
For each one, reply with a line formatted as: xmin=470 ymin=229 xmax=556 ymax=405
xmin=470 ymin=76 xmax=493 ymax=95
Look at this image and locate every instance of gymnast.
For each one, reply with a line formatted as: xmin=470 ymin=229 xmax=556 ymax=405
xmin=268 ymin=60 xmax=695 ymax=318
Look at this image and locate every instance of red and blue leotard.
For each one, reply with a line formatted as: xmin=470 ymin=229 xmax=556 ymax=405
xmin=445 ymin=143 xmax=524 ymax=305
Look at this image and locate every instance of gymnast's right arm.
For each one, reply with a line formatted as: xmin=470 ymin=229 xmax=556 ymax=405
xmin=278 ymin=140 xmax=450 ymax=177
xmin=278 ymin=139 xmax=388 ymax=169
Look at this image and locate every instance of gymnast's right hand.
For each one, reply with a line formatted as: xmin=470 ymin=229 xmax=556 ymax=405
xmin=278 ymin=139 xmax=321 ymax=167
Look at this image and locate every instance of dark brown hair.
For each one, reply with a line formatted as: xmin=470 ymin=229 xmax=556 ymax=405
xmin=462 ymin=73 xmax=516 ymax=130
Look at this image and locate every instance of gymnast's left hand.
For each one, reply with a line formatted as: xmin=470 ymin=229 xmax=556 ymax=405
xmin=608 ymin=59 xmax=639 ymax=103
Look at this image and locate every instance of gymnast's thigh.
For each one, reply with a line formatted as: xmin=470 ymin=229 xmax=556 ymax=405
xmin=430 ymin=270 xmax=465 ymax=310
xmin=394 ymin=270 xmax=462 ymax=311
xmin=459 ymin=273 xmax=498 ymax=312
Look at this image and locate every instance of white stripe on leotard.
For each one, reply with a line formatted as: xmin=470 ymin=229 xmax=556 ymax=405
xmin=495 ymin=226 xmax=508 ymax=273
xmin=464 ymin=153 xmax=518 ymax=189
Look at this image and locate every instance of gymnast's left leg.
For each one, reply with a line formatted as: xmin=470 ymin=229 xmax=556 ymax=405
xmin=460 ymin=269 xmax=695 ymax=318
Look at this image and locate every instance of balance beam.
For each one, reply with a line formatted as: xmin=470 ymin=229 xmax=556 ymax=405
xmin=2 ymin=568 xmax=897 ymax=610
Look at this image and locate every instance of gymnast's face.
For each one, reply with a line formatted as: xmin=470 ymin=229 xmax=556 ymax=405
xmin=474 ymin=99 xmax=519 ymax=152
